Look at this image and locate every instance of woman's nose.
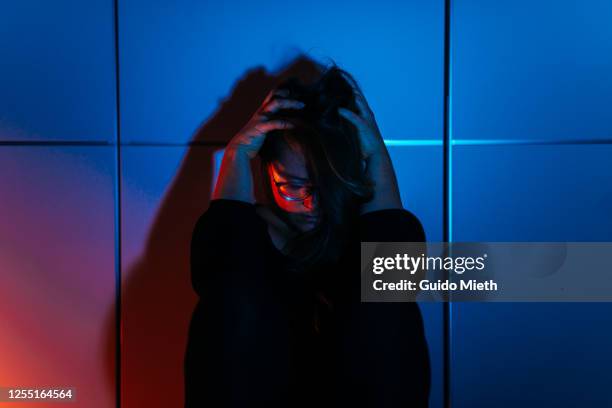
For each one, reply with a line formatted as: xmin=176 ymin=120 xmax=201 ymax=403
xmin=302 ymin=194 xmax=317 ymax=211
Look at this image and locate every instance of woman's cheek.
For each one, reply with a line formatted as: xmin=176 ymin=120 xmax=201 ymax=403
xmin=272 ymin=189 xmax=295 ymax=212
xmin=280 ymin=201 xmax=302 ymax=213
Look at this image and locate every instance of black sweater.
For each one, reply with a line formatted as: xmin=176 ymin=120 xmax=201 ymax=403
xmin=184 ymin=199 xmax=430 ymax=407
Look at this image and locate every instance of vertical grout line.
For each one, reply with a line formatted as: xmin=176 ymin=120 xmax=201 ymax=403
xmin=443 ymin=0 xmax=452 ymax=407
xmin=113 ymin=0 xmax=122 ymax=407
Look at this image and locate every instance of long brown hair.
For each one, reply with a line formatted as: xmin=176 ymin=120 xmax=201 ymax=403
xmin=258 ymin=64 xmax=373 ymax=315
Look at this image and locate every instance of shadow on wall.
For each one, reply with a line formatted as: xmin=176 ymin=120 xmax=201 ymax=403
xmin=103 ymin=56 xmax=324 ymax=407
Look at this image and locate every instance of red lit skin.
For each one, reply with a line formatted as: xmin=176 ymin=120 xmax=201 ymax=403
xmin=265 ymin=140 xmax=319 ymax=232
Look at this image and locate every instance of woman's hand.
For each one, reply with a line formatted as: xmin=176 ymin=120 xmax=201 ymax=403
xmin=337 ymin=89 xmax=386 ymax=160
xmin=212 ymin=88 xmax=304 ymax=203
xmin=337 ymin=82 xmax=402 ymax=213
xmin=227 ymin=88 xmax=304 ymax=159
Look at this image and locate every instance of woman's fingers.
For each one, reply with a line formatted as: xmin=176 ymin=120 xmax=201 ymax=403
xmin=228 ymin=89 xmax=298 ymax=158
xmin=229 ymin=119 xmax=293 ymax=158
xmin=274 ymin=88 xmax=290 ymax=98
xmin=262 ymin=98 xmax=304 ymax=113
xmin=262 ymin=84 xmax=306 ymax=113
xmin=336 ymin=70 xmax=375 ymax=119
xmin=338 ymin=107 xmax=367 ymax=131
xmin=252 ymin=119 xmax=294 ymax=135
xmin=262 ymin=88 xmax=286 ymax=105
xmin=353 ymin=90 xmax=375 ymax=121
xmin=261 ymin=87 xmax=295 ymax=109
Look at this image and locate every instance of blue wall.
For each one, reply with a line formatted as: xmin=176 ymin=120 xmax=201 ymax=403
xmin=450 ymin=1 xmax=612 ymax=406
xmin=1 ymin=0 xmax=610 ymax=406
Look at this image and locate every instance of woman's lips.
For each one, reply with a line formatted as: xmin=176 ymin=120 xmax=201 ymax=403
xmin=301 ymin=215 xmax=319 ymax=222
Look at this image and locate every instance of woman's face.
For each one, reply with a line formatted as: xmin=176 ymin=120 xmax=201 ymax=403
xmin=267 ymin=140 xmax=320 ymax=232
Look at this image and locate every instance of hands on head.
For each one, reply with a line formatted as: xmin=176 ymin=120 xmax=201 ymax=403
xmin=216 ymin=69 xmax=399 ymax=215
xmin=226 ymin=88 xmax=305 ymax=159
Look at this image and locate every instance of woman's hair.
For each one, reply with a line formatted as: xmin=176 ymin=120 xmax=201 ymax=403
xmin=258 ymin=64 xmax=374 ymax=282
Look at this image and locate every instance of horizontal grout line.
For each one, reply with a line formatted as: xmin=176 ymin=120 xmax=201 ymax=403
xmin=451 ymin=139 xmax=612 ymax=146
xmin=0 ymin=140 xmax=113 ymax=146
xmin=1 ymin=139 xmax=612 ymax=147
xmin=386 ymin=139 xmax=612 ymax=146
xmin=121 ymin=141 xmax=227 ymax=146
xmin=0 ymin=140 xmax=223 ymax=146
xmin=385 ymin=140 xmax=443 ymax=146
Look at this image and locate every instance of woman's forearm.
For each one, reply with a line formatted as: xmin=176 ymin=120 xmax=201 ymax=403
xmin=361 ymin=147 xmax=403 ymax=214
xmin=212 ymin=147 xmax=255 ymax=203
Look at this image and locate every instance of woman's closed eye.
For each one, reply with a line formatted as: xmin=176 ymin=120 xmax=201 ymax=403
xmin=278 ymin=183 xmax=313 ymax=199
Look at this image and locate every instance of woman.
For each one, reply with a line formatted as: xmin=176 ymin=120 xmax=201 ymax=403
xmin=184 ymin=65 xmax=430 ymax=407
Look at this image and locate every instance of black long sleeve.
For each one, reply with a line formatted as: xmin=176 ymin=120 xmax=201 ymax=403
xmin=329 ymin=208 xmax=431 ymax=408
xmin=359 ymin=207 xmax=426 ymax=243
xmin=184 ymin=201 xmax=431 ymax=407
xmin=189 ymin=199 xmax=271 ymax=299
xmin=185 ymin=199 xmax=295 ymax=407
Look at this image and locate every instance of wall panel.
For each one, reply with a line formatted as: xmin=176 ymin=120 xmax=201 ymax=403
xmin=453 ymin=0 xmax=612 ymax=141
xmin=0 ymin=146 xmax=116 ymax=407
xmin=118 ymin=0 xmax=443 ymax=144
xmin=0 ymin=0 xmax=116 ymax=141
xmin=450 ymin=144 xmax=612 ymax=407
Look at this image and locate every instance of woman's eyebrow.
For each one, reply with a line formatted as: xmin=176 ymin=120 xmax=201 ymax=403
xmin=278 ymin=170 xmax=309 ymax=182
